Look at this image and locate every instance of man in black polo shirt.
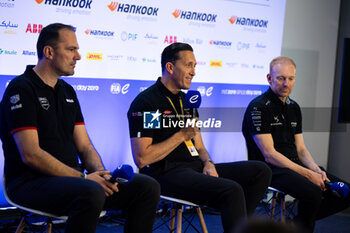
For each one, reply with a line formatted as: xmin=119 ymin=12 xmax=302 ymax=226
xmin=127 ymin=42 xmax=271 ymax=233
xmin=242 ymin=56 xmax=350 ymax=232
xmin=0 ymin=23 xmax=160 ymax=233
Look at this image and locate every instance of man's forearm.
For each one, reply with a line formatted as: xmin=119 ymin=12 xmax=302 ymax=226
xmin=78 ymin=144 xmax=105 ymax=172
xmin=24 ymin=148 xmax=82 ymax=177
xmin=132 ymin=131 xmax=186 ymax=168
xmin=298 ymin=149 xmax=321 ymax=173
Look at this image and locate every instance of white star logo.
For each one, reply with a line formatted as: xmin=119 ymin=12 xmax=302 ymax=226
xmin=151 ymin=110 xmax=161 ymax=122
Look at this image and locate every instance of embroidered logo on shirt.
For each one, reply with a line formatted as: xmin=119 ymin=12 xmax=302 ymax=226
xmin=251 ymin=107 xmax=262 ymax=131
xmin=66 ymin=98 xmax=74 ymax=103
xmin=10 ymin=94 xmax=20 ymax=104
xmin=38 ymin=97 xmax=50 ymax=110
xmin=271 ymin=115 xmax=283 ymax=126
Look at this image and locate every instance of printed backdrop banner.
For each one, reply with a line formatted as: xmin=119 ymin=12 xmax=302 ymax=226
xmin=0 ymin=0 xmax=286 ymax=207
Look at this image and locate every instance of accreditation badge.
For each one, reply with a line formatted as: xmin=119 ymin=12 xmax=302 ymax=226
xmin=184 ymin=140 xmax=199 ymax=156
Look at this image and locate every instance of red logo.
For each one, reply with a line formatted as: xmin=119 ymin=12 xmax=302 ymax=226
xmin=108 ymin=1 xmax=118 ymax=11
xmin=35 ymin=0 xmax=44 ymax=4
xmin=26 ymin=24 xmax=43 ymax=33
xmin=164 ymin=36 xmax=177 ymax=44
xmin=172 ymin=9 xmax=181 ymax=18
xmin=163 ymin=110 xmax=172 ymax=115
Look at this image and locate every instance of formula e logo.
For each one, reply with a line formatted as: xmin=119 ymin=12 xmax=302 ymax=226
xmin=110 ymin=83 xmax=129 ymax=94
xmin=197 ymin=86 xmax=213 ymax=97
xmin=143 ymin=110 xmax=161 ymax=129
xmin=189 ymin=95 xmax=199 ymax=104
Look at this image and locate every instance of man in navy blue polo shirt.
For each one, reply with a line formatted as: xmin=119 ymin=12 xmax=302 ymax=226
xmin=0 ymin=23 xmax=160 ymax=233
xmin=242 ymin=56 xmax=350 ymax=233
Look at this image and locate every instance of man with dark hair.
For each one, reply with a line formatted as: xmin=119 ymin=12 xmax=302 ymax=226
xmin=242 ymin=56 xmax=350 ymax=233
xmin=0 ymin=23 xmax=160 ymax=233
xmin=127 ymin=42 xmax=271 ymax=233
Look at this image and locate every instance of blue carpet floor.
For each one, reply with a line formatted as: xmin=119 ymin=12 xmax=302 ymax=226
xmin=1 ymin=206 xmax=349 ymax=232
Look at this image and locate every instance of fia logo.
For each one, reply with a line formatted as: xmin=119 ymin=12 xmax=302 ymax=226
xmin=143 ymin=110 xmax=161 ymax=129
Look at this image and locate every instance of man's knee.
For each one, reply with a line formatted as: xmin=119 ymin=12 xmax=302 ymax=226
xmin=251 ymin=161 xmax=272 ymax=183
xmin=299 ymin=185 xmax=323 ymax=207
xmin=135 ymin=174 xmax=160 ymax=200
xmin=220 ymin=182 xmax=246 ymax=204
xmin=78 ymin=180 xmax=106 ymax=211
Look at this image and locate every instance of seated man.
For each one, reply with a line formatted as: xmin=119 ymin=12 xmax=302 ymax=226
xmin=0 ymin=23 xmax=160 ymax=233
xmin=127 ymin=42 xmax=271 ymax=233
xmin=242 ymin=56 xmax=350 ymax=232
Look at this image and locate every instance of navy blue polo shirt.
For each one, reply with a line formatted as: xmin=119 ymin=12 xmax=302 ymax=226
xmin=127 ymin=78 xmax=200 ymax=177
xmin=0 ymin=65 xmax=84 ymax=183
xmin=242 ymin=88 xmax=302 ymax=164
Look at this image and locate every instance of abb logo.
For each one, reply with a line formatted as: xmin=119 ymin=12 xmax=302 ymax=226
xmin=26 ymin=24 xmax=43 ymax=33
xmin=164 ymin=35 xmax=177 ymax=44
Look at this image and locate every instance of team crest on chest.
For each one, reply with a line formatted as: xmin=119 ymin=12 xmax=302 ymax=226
xmin=38 ymin=97 xmax=50 ymax=110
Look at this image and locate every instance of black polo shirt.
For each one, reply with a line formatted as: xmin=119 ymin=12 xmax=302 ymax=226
xmin=242 ymin=88 xmax=302 ymax=164
xmin=0 ymin=65 xmax=84 ymax=183
xmin=127 ymin=77 xmax=200 ymax=176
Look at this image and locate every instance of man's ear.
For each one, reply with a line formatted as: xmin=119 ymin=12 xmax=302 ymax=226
xmin=43 ymin=45 xmax=55 ymax=60
xmin=267 ymin=73 xmax=272 ymax=84
xmin=165 ymin=62 xmax=174 ymax=75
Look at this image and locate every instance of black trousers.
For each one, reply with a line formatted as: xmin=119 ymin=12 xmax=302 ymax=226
xmin=7 ymin=173 xmax=160 ymax=233
xmin=270 ymin=167 xmax=350 ymax=233
xmin=154 ymin=160 xmax=271 ymax=233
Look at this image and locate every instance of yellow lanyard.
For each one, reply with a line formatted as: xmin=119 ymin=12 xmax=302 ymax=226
xmin=166 ymin=96 xmax=184 ymax=121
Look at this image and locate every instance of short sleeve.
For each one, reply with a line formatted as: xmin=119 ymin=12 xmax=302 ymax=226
xmin=2 ymin=80 xmax=38 ymax=134
xmin=295 ymin=103 xmax=302 ymax=134
xmin=127 ymin=96 xmax=155 ymax=138
xmin=244 ymin=102 xmax=271 ymax=135
xmin=72 ymin=88 xmax=84 ymax=124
